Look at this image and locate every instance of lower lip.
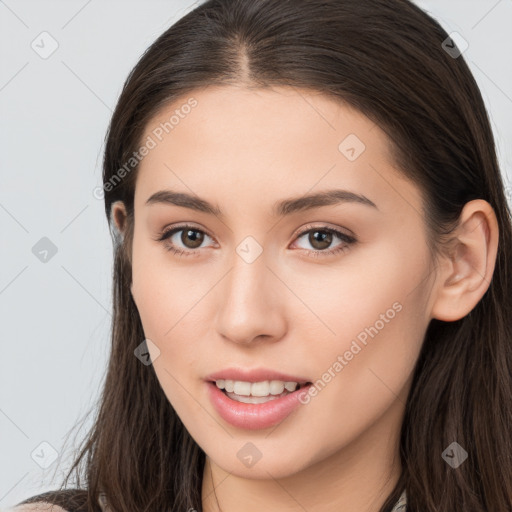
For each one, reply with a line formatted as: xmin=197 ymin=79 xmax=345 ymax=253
xmin=206 ymin=381 xmax=312 ymax=430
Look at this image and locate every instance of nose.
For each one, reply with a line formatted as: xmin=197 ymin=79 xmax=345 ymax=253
xmin=215 ymin=250 xmax=287 ymax=346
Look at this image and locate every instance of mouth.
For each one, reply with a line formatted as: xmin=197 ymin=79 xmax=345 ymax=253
xmin=206 ymin=378 xmax=314 ymax=429
xmin=208 ymin=379 xmax=313 ymax=404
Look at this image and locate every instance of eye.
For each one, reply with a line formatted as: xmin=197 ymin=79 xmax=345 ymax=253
xmin=154 ymin=223 xmax=357 ymax=258
xmin=291 ymin=224 xmax=356 ymax=258
xmin=154 ymin=224 xmax=215 ymax=258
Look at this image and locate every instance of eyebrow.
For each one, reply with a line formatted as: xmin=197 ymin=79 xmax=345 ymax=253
xmin=145 ymin=188 xmax=378 ymax=217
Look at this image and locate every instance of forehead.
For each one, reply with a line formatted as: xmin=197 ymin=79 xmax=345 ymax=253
xmin=142 ymin=84 xmax=386 ymax=155
xmin=134 ymin=85 xmax=422 ymax=218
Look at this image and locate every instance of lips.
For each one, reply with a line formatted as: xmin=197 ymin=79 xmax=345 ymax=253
xmin=203 ymin=367 xmax=313 ymax=429
xmin=204 ymin=367 xmax=311 ymax=384
xmin=206 ymin=380 xmax=313 ymax=429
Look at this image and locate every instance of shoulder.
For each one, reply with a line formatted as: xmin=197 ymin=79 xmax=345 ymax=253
xmin=11 ymin=504 xmax=69 ymax=512
xmin=12 ymin=489 xmax=89 ymax=512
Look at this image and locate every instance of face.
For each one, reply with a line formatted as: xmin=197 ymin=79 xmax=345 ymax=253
xmin=124 ymin=85 xmax=437 ymax=480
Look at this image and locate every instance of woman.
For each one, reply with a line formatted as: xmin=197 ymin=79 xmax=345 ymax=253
xmin=14 ymin=0 xmax=512 ymax=510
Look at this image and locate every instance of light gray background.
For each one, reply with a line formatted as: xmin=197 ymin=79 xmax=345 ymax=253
xmin=1 ymin=0 xmax=511 ymax=509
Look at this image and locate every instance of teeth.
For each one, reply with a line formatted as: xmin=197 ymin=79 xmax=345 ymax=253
xmin=225 ymin=392 xmax=285 ymax=404
xmin=215 ymin=379 xmax=299 ymax=396
xmin=233 ymin=381 xmax=251 ymax=395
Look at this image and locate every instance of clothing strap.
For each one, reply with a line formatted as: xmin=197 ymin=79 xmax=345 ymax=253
xmin=391 ymin=489 xmax=407 ymax=511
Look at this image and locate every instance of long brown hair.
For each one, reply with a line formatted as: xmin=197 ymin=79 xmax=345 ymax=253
xmin=16 ymin=0 xmax=512 ymax=510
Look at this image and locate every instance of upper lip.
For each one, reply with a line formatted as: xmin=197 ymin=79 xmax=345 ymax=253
xmin=205 ymin=367 xmax=311 ymax=384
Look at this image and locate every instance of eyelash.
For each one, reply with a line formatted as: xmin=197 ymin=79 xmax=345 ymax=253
xmin=154 ymin=223 xmax=357 ymax=259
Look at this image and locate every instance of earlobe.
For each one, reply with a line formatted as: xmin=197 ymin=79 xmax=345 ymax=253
xmin=430 ymin=199 xmax=499 ymax=322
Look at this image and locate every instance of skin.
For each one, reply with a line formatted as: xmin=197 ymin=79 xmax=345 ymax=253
xmin=111 ymin=85 xmax=498 ymax=512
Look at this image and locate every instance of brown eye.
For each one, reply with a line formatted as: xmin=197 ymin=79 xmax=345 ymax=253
xmin=180 ymin=228 xmax=205 ymax=249
xmin=293 ymin=225 xmax=357 ymax=258
xmin=156 ymin=225 xmax=214 ymax=257
xmin=307 ymin=230 xmax=333 ymax=250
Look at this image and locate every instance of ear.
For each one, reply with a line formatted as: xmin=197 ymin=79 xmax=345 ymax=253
xmin=110 ymin=201 xmax=134 ymax=295
xmin=430 ymin=199 xmax=499 ymax=322
xmin=110 ymin=200 xmax=127 ymax=237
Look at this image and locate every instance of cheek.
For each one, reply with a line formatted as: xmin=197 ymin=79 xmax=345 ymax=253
xmin=292 ymin=290 xmax=428 ymax=462
xmin=131 ymin=235 xmax=196 ymax=336
xmin=288 ymin=238 xmax=430 ymax=410
xmin=282 ymin=234 xmax=431 ymax=345
xmin=130 ymin=239 xmax=212 ymax=388
xmin=131 ymin=250 xmax=205 ymax=411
